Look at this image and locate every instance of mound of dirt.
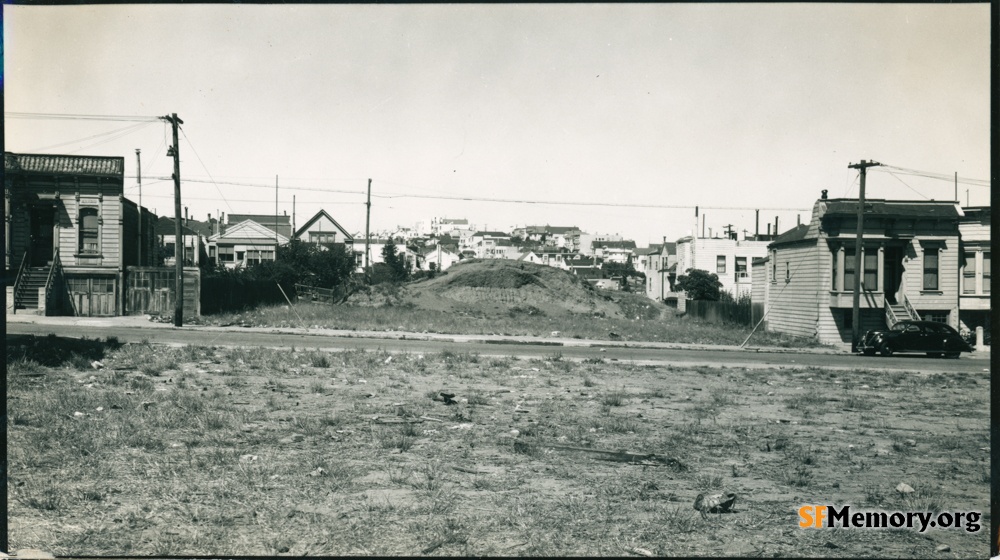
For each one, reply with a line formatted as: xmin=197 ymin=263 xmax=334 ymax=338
xmin=394 ymin=259 xmax=628 ymax=317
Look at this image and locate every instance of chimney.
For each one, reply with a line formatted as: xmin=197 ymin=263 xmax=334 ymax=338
xmin=767 ymin=224 xmax=771 ymax=236
xmin=774 ymin=216 xmax=779 ymax=237
xmin=821 ymin=189 xmax=828 ymax=200
xmin=755 ymin=210 xmax=760 ymax=239
xmin=221 ymin=212 xmax=226 ymax=225
xmin=694 ymin=206 xmax=699 ymax=240
xmin=184 ymin=206 xmax=189 ymax=225
xmin=797 ymin=214 xmax=801 ymax=227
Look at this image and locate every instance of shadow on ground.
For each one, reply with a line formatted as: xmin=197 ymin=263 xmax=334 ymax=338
xmin=7 ymin=334 xmax=124 ymax=368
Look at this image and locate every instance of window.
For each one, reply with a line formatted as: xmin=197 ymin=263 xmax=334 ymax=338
xmin=921 ymin=311 xmax=948 ymax=323
xmin=79 ymin=208 xmax=99 ymax=254
xmin=772 ymin=252 xmax=777 ymax=283
xmin=236 ymin=251 xmax=245 ymax=263
xmin=217 ymin=246 xmax=234 ymax=262
xmin=831 ymin=247 xmax=839 ymax=290
xmin=963 ymin=252 xmax=977 ymax=294
xmin=843 ymin=248 xmax=856 ymax=290
xmin=984 ymin=252 xmax=991 ymax=294
xmin=310 ymin=232 xmax=335 ymax=244
xmin=863 ymin=249 xmax=878 ymax=290
xmin=716 ymin=255 xmax=726 ymax=274
xmin=923 ymin=248 xmax=939 ymax=291
xmin=735 ymin=257 xmax=748 ymax=280
xmin=785 ymin=262 xmax=790 ymax=282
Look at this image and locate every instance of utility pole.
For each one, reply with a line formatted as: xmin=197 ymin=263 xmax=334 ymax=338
xmin=848 ymin=159 xmax=881 ymax=352
xmin=364 ymin=178 xmax=372 ymax=284
xmin=136 ymin=149 xmax=142 ymax=266
xmin=161 ymin=113 xmax=184 ymax=327
xmin=275 ymin=175 xmax=279 ymax=258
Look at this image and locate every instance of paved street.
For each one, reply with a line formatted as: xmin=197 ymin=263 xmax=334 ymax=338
xmin=6 ymin=315 xmax=989 ymax=374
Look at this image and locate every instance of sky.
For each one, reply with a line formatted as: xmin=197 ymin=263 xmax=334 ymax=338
xmin=3 ymin=4 xmax=991 ymax=245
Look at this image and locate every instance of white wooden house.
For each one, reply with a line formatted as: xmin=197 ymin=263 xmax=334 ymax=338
xmin=293 ymin=209 xmax=353 ymax=248
xmin=958 ymin=206 xmax=990 ymax=338
xmin=760 ymin=196 xmax=963 ymax=348
xmin=208 ymin=219 xmax=289 ymax=269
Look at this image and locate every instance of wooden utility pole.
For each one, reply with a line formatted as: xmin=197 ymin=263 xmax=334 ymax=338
xmin=136 ymin=149 xmax=142 ymax=266
xmin=161 ymin=113 xmax=184 ymax=327
xmin=848 ymin=159 xmax=881 ymax=352
xmin=275 ymin=175 xmax=279 ymax=257
xmin=364 ymin=178 xmax=372 ymax=283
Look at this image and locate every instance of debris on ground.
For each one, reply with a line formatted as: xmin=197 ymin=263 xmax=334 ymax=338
xmin=895 ymin=482 xmax=915 ymax=494
xmin=693 ymin=492 xmax=738 ymax=519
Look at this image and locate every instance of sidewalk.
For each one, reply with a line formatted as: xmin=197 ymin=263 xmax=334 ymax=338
xmin=5 ymin=312 xmax=991 ymax=359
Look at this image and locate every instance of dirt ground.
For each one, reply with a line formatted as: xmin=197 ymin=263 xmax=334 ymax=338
xmin=7 ymin=338 xmax=990 ymax=557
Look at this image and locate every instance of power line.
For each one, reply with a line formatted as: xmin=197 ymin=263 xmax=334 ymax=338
xmin=25 ymin=121 xmax=156 ymax=153
xmin=882 ymin=170 xmax=929 ymax=200
xmin=875 ymin=165 xmax=990 ymax=187
xmin=179 ymin=127 xmax=235 ymax=215
xmin=122 ymin=176 xmax=811 ymax=212
xmin=5 ymin=111 xmax=161 ymax=122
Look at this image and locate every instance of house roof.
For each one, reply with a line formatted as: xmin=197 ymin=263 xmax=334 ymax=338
xmin=5 ymin=152 xmax=124 ymax=177
xmin=472 ymin=231 xmax=510 ymax=237
xmin=821 ymin=199 xmax=961 ymax=219
xmin=293 ymin=209 xmax=354 ymax=241
xmin=211 ymin=219 xmax=289 ymax=245
xmin=596 ymin=240 xmax=637 ymax=250
xmin=227 ymin=214 xmax=292 ymax=238
xmin=769 ymin=224 xmax=810 ymax=247
xmin=567 ymin=256 xmax=599 ymax=266
xmin=154 ymin=216 xmax=199 ymax=237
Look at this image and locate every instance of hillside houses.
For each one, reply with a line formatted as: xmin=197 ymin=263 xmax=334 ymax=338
xmin=958 ymin=206 xmax=990 ymax=337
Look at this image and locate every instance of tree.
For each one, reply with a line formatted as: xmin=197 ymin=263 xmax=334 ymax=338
xmin=379 ymin=243 xmax=409 ymax=283
xmin=675 ymin=268 xmax=723 ymax=301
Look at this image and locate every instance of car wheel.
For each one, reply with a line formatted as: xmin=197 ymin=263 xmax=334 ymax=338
xmin=879 ymin=344 xmax=893 ymax=357
xmin=863 ymin=349 xmax=876 ymax=357
xmin=945 ymin=352 xmax=960 ymax=359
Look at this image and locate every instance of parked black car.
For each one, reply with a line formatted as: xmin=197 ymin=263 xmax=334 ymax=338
xmin=859 ymin=320 xmax=973 ymax=358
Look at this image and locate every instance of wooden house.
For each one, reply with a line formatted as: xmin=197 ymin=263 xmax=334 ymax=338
xmin=293 ymin=209 xmax=354 ymax=248
xmin=208 ymin=219 xmax=289 ymax=269
xmin=958 ymin=206 xmax=990 ymax=338
xmin=761 ymin=196 xmax=963 ymax=347
xmin=5 ymin=152 xmax=156 ymax=316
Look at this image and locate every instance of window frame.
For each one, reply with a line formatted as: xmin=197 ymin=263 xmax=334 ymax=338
xmin=922 ymin=247 xmax=939 ymax=291
xmin=716 ymin=255 xmax=726 ymax=274
xmin=78 ymin=207 xmax=100 ymax=255
xmin=983 ymin=251 xmax=991 ymax=294
xmin=963 ymin=251 xmax=977 ymax=294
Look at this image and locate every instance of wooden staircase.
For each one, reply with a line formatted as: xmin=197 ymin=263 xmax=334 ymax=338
xmin=13 ymin=264 xmax=52 ymax=312
xmin=884 ymin=295 xmax=920 ymax=328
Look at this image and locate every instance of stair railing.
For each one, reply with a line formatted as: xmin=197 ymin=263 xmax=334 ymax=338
xmin=884 ymin=298 xmax=899 ymax=328
xmin=12 ymin=251 xmax=29 ymax=310
xmin=902 ymin=293 xmax=920 ymax=321
xmin=43 ymin=253 xmax=62 ymax=313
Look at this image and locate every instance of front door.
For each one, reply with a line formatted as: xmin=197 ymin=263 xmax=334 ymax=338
xmin=29 ymin=207 xmax=55 ymax=266
xmin=883 ymin=246 xmax=904 ymax=305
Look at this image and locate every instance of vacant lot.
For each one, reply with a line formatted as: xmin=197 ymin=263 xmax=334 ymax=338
xmin=8 ymin=335 xmax=988 ymax=557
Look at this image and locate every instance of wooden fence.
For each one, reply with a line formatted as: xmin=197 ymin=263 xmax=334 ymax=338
xmin=126 ymin=267 xmax=201 ymax=318
xmin=200 ymin=276 xmax=289 ymax=314
xmin=685 ymin=299 xmax=765 ymax=327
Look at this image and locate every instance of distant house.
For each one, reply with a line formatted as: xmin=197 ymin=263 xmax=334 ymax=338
xmin=293 ymin=209 xmax=354 ymax=248
xmin=675 ymin=234 xmax=769 ymax=299
xmin=208 ymin=219 xmax=289 ymax=269
xmin=350 ymin=238 xmax=422 ymax=273
xmin=593 ymin=239 xmax=637 ymax=265
xmin=430 ymin=217 xmax=472 ymax=237
xmin=759 ymin=196 xmax=964 ymax=348
xmin=639 ymin=242 xmax=676 ymax=301
xmin=155 ymin=216 xmax=205 ymax=267
xmin=567 ymin=255 xmax=603 ymax=279
xmin=5 ymin=152 xmax=156 ymax=316
xmin=420 ymin=245 xmax=460 ymax=271
xmin=958 ymin=206 xmax=990 ymax=338
xmin=467 ymin=231 xmax=511 ymax=257
xmin=518 ymin=250 xmax=571 ymax=270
